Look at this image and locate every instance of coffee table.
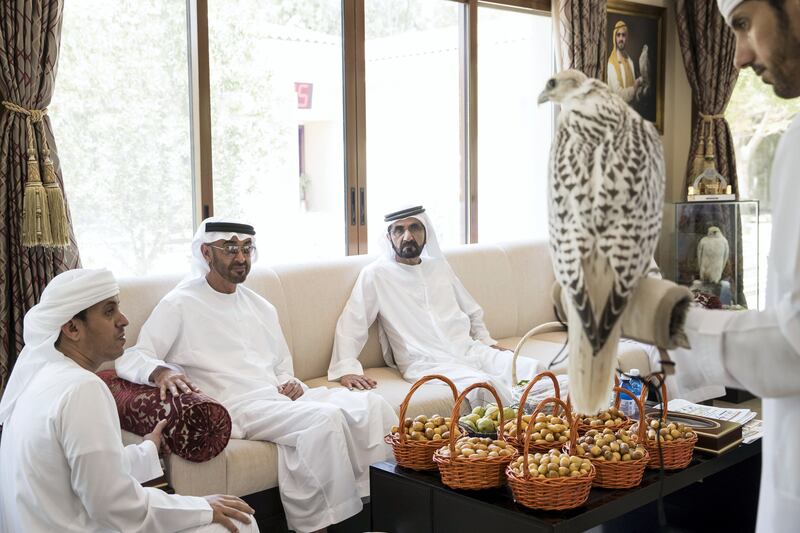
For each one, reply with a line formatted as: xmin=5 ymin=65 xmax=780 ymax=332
xmin=370 ymin=441 xmax=761 ymax=532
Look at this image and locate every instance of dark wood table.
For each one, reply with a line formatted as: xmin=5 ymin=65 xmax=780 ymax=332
xmin=370 ymin=441 xmax=761 ymax=532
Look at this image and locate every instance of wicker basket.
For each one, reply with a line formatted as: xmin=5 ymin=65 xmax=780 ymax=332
xmin=506 ymin=396 xmax=595 ymax=511
xmin=584 ymin=387 xmax=650 ymax=489
xmin=505 ymin=371 xmax=566 ymax=452
xmin=573 ymin=376 xmax=632 ymax=435
xmin=433 ymin=382 xmax=517 ymax=490
xmin=632 ymin=379 xmax=697 ymax=470
xmin=384 ymin=374 xmax=459 ymax=471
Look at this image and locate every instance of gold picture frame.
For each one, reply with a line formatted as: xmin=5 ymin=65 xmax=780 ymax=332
xmin=606 ymin=0 xmax=666 ymax=133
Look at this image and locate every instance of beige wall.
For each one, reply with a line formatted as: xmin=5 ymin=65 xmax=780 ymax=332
xmin=625 ymin=0 xmax=693 ymax=278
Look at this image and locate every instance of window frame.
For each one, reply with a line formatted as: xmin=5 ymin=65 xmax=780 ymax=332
xmin=186 ymin=0 xmax=552 ymax=255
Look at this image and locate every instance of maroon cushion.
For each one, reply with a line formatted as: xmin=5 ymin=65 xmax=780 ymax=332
xmin=98 ymin=370 xmax=231 ymax=463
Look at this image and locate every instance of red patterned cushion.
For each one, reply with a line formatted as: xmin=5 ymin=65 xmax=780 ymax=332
xmin=97 ymin=370 xmax=231 ymax=463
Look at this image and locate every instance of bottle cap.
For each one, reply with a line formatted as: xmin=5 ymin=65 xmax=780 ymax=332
xmin=629 ymin=369 xmax=640 ymax=377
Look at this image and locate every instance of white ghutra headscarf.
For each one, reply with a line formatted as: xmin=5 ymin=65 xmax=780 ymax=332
xmin=180 ymin=216 xmax=258 ymax=288
xmin=717 ymin=0 xmax=745 ymax=23
xmin=380 ymin=205 xmax=444 ymax=261
xmin=0 ymin=269 xmax=119 ymax=424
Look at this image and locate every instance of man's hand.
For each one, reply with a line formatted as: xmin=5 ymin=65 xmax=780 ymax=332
xmin=142 ymin=419 xmax=168 ymax=452
xmin=278 ymin=380 xmax=304 ymax=400
xmin=204 ymin=494 xmax=255 ymax=532
xmin=340 ymin=374 xmax=377 ymax=390
xmin=150 ymin=366 xmax=200 ymax=401
xmin=491 ymin=344 xmax=512 ymax=352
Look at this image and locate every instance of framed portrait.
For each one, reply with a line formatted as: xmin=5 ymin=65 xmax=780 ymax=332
xmin=605 ymin=1 xmax=666 ymax=133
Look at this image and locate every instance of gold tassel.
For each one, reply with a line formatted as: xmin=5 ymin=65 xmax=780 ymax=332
xmin=690 ymin=121 xmax=705 ymax=179
xmin=22 ymin=148 xmax=53 ymax=247
xmin=42 ymin=155 xmax=70 ymax=247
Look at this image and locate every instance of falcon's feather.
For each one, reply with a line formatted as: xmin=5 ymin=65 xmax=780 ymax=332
xmin=540 ymin=70 xmax=665 ymax=414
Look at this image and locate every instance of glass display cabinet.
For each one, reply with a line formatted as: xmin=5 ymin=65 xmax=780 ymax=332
xmin=673 ymin=200 xmax=759 ymax=309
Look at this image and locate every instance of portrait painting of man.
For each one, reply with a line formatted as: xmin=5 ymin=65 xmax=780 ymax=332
xmin=606 ymin=1 xmax=665 ymax=132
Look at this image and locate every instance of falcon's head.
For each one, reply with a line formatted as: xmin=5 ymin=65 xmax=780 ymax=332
xmin=537 ymin=69 xmax=588 ymax=104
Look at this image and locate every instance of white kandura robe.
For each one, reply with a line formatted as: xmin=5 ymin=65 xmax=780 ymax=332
xmin=329 ymin=256 xmax=543 ymax=407
xmin=115 ymin=278 xmax=395 ymax=533
xmin=669 ymin=114 xmax=800 ymax=533
xmin=0 ymin=350 xmax=230 ymax=533
xmin=607 ymin=54 xmax=637 ymax=104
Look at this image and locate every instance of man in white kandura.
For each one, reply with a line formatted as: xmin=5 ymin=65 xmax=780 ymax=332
xmin=665 ymin=1 xmax=800 ymax=532
xmin=328 ymin=205 xmax=544 ymax=407
xmin=115 ymin=217 xmax=395 ymax=533
xmin=0 ymin=268 xmax=256 ymax=533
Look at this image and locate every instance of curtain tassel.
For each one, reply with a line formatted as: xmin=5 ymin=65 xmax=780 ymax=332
xmin=22 ymin=147 xmax=53 ymax=247
xmin=42 ymin=151 xmax=69 ymax=247
xmin=3 ymin=100 xmax=71 ymax=248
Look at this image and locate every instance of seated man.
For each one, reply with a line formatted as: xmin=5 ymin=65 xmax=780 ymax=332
xmin=0 ymin=268 xmax=255 ymax=533
xmin=328 ymin=205 xmax=544 ymax=407
xmin=115 ymin=217 xmax=395 ymax=533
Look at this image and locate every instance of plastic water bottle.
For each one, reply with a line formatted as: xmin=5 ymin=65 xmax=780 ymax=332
xmin=620 ymin=369 xmax=644 ymax=418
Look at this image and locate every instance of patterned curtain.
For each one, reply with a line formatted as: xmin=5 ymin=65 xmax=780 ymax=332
xmin=553 ymin=0 xmax=608 ymax=79
xmin=675 ymin=0 xmax=739 ymax=192
xmin=0 ymin=0 xmax=80 ymax=389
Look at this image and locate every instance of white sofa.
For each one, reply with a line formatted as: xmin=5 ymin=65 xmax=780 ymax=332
xmin=112 ymin=240 xmax=651 ymax=507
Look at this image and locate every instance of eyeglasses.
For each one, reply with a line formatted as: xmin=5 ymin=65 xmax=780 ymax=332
xmin=208 ymin=244 xmax=256 ymax=257
xmin=389 ymin=222 xmax=425 ymax=239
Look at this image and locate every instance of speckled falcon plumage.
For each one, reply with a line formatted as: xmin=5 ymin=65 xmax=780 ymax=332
xmin=538 ymin=70 xmax=665 ymax=414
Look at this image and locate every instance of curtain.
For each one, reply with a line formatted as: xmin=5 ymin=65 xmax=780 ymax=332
xmin=675 ymin=0 xmax=739 ymax=190
xmin=0 ymin=0 xmax=80 ymax=389
xmin=553 ymin=0 xmax=608 ymax=79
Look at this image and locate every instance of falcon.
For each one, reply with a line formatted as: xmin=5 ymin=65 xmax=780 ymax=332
xmin=697 ymin=226 xmax=729 ymax=284
xmin=538 ymin=70 xmax=666 ymax=414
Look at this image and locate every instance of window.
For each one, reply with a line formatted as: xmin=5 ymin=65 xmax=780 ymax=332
xmin=52 ymin=1 xmax=555 ymax=272
xmin=208 ymin=0 xmax=346 ymax=262
xmin=477 ymin=5 xmax=553 ymax=244
xmin=727 ymin=69 xmax=800 ymax=309
xmin=364 ymin=0 xmax=465 ymax=251
xmin=51 ymin=0 xmax=194 ymax=277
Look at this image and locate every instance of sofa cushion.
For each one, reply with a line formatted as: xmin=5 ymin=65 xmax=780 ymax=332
xmin=221 ymin=439 xmax=279 ymax=496
xmin=305 ymin=367 xmax=462 ymax=421
xmin=122 ymin=430 xmax=277 ymax=497
xmin=445 ymin=243 xmax=518 ymax=340
xmin=118 ymin=273 xmax=183 ymax=350
xmin=99 ymin=370 xmax=231 ymax=463
xmin=495 ymin=240 xmax=558 ymax=336
xmin=273 ymin=255 xmax=382 ymax=381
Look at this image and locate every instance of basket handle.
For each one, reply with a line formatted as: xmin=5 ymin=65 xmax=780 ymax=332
xmin=397 ymin=374 xmax=459 ymax=444
xmin=515 ymin=371 xmax=561 ymax=431
xmin=641 ymin=373 xmax=668 ymax=423
xmin=445 ymin=382 xmax=509 ymax=457
xmin=613 ymin=386 xmax=647 ymax=442
xmin=521 ymin=396 xmax=574 ymax=481
xmin=511 ymin=322 xmax=566 ymax=384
